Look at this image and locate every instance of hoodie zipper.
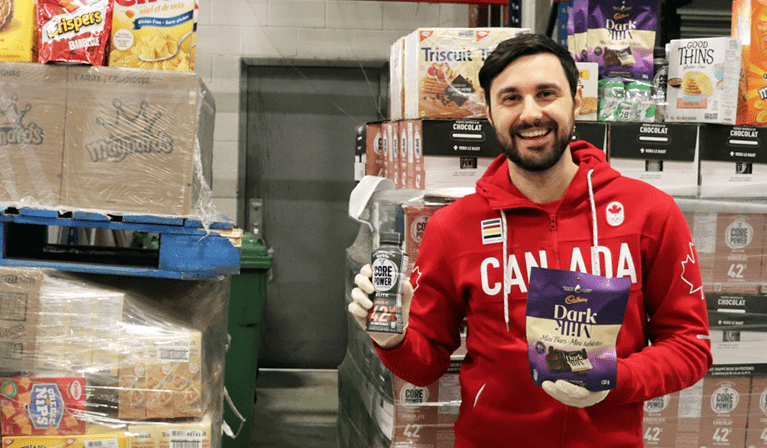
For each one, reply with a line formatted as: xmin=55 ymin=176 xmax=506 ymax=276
xmin=549 ymin=214 xmax=557 ymax=231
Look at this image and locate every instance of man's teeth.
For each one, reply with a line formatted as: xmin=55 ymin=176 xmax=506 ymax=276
xmin=518 ymin=128 xmax=549 ymax=138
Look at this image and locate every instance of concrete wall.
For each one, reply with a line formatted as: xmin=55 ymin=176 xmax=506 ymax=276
xmin=194 ymin=0 xmax=471 ymax=225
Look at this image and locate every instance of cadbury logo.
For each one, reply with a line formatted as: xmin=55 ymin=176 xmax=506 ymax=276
xmin=565 ymin=295 xmax=588 ymax=305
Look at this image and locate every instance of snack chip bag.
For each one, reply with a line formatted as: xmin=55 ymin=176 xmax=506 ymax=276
xmin=38 ymin=0 xmax=113 ymax=65
xmin=526 ymin=267 xmax=630 ymax=391
xmin=108 ymin=0 xmax=197 ymax=72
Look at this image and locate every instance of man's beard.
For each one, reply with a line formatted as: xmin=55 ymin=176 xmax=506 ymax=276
xmin=497 ymin=119 xmax=574 ymax=172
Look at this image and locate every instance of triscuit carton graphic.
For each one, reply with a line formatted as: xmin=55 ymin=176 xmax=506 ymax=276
xmin=109 ymin=0 xmax=196 ymax=72
xmin=666 ymin=37 xmax=741 ymax=124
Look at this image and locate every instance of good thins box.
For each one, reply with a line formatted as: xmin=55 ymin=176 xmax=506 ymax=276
xmin=0 ymin=63 xmax=67 ymax=208
xmin=607 ymin=122 xmax=699 ymax=196
xmin=109 ymin=0 xmax=197 ymax=72
xmin=698 ymin=124 xmax=767 ymax=198
xmin=403 ymin=28 xmax=528 ymax=120
xmin=62 ymin=66 xmax=202 ymax=216
xmin=0 ymin=268 xmax=44 ymax=372
xmin=0 ymin=377 xmax=86 ymax=436
xmin=665 ymin=37 xmax=741 ymax=125
xmin=0 ymin=0 xmax=35 ymax=62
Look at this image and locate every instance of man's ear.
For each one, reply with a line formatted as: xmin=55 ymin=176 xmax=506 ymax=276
xmin=573 ymin=86 xmax=583 ymax=119
xmin=485 ymin=103 xmax=494 ymax=127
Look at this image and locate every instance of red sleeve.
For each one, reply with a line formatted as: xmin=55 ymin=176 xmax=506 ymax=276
xmin=613 ymin=200 xmax=713 ymax=403
xmin=375 ymin=209 xmax=465 ymax=387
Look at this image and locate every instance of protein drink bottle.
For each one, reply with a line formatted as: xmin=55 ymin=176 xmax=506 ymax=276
xmin=366 ymin=232 xmax=408 ymax=334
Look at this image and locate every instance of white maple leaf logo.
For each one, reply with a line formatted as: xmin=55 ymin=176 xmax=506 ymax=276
xmin=411 ymin=265 xmax=422 ymax=292
xmin=680 ymin=242 xmax=703 ymax=297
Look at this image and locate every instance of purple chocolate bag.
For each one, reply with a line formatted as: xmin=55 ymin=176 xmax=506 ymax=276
xmin=526 ymin=267 xmax=630 ymax=391
xmin=586 ymin=0 xmax=660 ymax=81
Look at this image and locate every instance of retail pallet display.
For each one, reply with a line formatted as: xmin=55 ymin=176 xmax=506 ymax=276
xmin=0 ymin=207 xmax=240 ymax=280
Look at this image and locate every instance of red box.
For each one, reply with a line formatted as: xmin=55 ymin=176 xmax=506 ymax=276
xmin=0 ymin=377 xmax=85 ymax=436
xmin=364 ymin=122 xmax=384 ymax=178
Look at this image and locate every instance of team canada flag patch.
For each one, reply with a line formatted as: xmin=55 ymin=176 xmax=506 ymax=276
xmin=606 ymin=202 xmax=625 ymax=227
xmin=481 ymin=218 xmax=503 ymax=244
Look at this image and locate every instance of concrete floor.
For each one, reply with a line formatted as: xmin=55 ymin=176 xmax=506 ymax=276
xmin=250 ymin=369 xmax=339 ymax=448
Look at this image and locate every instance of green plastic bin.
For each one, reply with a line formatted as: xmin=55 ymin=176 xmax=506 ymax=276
xmin=223 ymin=233 xmax=273 ymax=448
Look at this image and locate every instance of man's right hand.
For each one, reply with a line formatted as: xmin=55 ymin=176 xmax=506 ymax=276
xmin=348 ymin=264 xmax=413 ymax=349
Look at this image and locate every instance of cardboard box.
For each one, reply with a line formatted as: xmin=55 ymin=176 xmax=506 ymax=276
xmin=575 ymin=62 xmax=599 ymax=121
xmin=62 ymin=66 xmax=203 ymax=216
xmin=127 ymin=420 xmax=211 ymax=448
xmin=0 ymin=268 xmax=44 ymax=372
xmin=698 ymin=124 xmax=767 ymax=198
xmin=402 ymin=203 xmax=443 ymax=273
xmin=364 ymin=122 xmax=384 ymax=178
xmin=390 ymin=38 xmax=405 ymax=121
xmin=693 ymin=213 xmax=764 ymax=294
xmin=0 ymin=0 xmax=35 ymax=62
xmin=697 ymin=376 xmax=750 ymax=448
xmin=747 ymin=376 xmax=767 ymax=448
xmin=732 ymin=0 xmax=767 ymax=126
xmin=607 ymin=122 xmax=699 ymax=196
xmin=354 ymin=124 xmax=365 ymax=182
xmin=665 ymin=37 xmax=741 ymax=125
xmin=399 ymin=121 xmax=409 ymax=189
xmin=0 ymin=377 xmax=86 ymax=436
xmin=642 ymin=392 xmax=681 ymax=448
xmin=409 ymin=119 xmax=501 ymax=190
xmin=2 ymin=434 xmax=127 ymax=448
xmin=0 ymin=63 xmax=67 ymax=207
xmin=403 ymin=28 xmax=528 ymax=120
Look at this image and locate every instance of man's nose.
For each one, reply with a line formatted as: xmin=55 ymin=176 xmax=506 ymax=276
xmin=519 ymin=96 xmax=543 ymax=122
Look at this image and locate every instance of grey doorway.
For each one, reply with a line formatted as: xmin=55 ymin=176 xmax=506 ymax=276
xmin=244 ymin=60 xmax=387 ymax=368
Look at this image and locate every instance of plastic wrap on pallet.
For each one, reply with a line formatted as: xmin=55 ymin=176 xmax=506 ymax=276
xmin=0 ymin=267 xmax=229 ymax=448
xmin=0 ymin=61 xmax=221 ymax=226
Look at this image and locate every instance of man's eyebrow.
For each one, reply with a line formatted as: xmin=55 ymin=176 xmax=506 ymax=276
xmin=494 ymin=82 xmax=564 ymax=96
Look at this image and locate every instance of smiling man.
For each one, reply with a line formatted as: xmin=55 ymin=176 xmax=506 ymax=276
xmin=349 ymin=33 xmax=712 ymax=447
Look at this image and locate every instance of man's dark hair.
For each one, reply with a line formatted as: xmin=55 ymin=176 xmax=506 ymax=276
xmin=479 ymin=33 xmax=579 ymax=107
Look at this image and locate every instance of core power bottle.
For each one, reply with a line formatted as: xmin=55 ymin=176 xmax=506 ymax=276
xmin=366 ymin=231 xmax=408 ymax=334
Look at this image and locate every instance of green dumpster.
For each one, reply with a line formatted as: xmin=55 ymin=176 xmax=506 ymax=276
xmin=223 ymin=233 xmax=272 ymax=448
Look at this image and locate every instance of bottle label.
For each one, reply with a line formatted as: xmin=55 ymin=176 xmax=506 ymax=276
xmin=366 ymin=248 xmax=408 ymax=334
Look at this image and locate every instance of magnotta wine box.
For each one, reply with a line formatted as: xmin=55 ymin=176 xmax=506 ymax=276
xmin=0 ymin=62 xmax=67 ymax=208
xmin=698 ymin=124 xmax=767 ymax=198
xmin=608 ymin=122 xmax=699 ymax=196
xmin=61 ymin=66 xmax=212 ymax=216
xmin=403 ymin=118 xmax=501 ymax=190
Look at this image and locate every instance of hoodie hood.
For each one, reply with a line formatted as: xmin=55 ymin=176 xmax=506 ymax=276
xmin=476 ymin=140 xmax=619 ymax=211
xmin=474 ymin=140 xmax=621 ymax=331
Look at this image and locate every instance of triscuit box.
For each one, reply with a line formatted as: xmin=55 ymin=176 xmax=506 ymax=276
xmin=665 ymin=37 xmax=741 ymax=124
xmin=62 ymin=66 xmax=204 ymax=216
xmin=0 ymin=62 xmax=67 ymax=208
xmin=0 ymin=268 xmax=44 ymax=372
xmin=0 ymin=377 xmax=86 ymax=436
xmin=607 ymin=122 xmax=699 ymax=196
xmin=698 ymin=124 xmax=767 ymax=198
xmin=575 ymin=62 xmax=599 ymax=121
xmin=403 ymin=28 xmax=528 ymax=120
xmin=0 ymin=0 xmax=35 ymax=62
xmin=2 ymin=434 xmax=128 ymax=448
xmin=109 ymin=0 xmax=196 ymax=72
xmin=408 ymin=118 xmax=501 ymax=190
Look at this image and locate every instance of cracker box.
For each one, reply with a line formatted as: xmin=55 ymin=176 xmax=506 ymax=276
xmin=0 ymin=377 xmax=86 ymax=436
xmin=575 ymin=62 xmax=599 ymax=121
xmin=607 ymin=122 xmax=699 ymax=196
xmin=0 ymin=0 xmax=35 ymax=62
xmin=390 ymin=37 xmax=405 ymax=121
xmin=731 ymin=0 xmax=767 ymax=126
xmin=0 ymin=269 xmax=44 ymax=372
xmin=61 ymin=66 xmax=206 ymax=216
xmin=0 ymin=62 xmax=67 ymax=208
xmin=407 ymin=118 xmax=501 ymax=190
xmin=698 ymin=124 xmax=767 ymax=198
xmin=403 ymin=28 xmax=528 ymax=120
xmin=697 ymin=376 xmax=750 ymax=448
xmin=127 ymin=419 xmax=211 ymax=448
xmin=108 ymin=0 xmax=196 ymax=72
xmin=2 ymin=435 xmax=128 ymax=448
xmin=665 ymin=37 xmax=741 ymax=125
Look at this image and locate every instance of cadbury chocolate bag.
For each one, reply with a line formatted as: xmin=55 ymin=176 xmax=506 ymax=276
xmin=526 ymin=267 xmax=630 ymax=391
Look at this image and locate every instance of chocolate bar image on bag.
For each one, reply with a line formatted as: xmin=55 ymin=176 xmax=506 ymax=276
xmin=545 ymin=347 xmax=594 ymax=373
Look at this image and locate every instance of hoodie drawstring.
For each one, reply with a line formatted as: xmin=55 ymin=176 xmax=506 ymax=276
xmin=499 ymin=168 xmax=599 ymax=332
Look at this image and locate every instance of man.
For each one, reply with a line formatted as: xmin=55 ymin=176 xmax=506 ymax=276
xmin=349 ymin=33 xmax=712 ymax=448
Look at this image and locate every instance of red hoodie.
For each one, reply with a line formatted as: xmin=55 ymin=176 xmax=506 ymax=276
xmin=376 ymin=141 xmax=713 ymax=448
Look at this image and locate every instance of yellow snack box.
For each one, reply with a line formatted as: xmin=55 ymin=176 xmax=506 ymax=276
xmin=108 ymin=0 xmax=196 ymax=72
xmin=2 ymin=434 xmax=128 ymax=448
xmin=0 ymin=0 xmax=35 ymax=62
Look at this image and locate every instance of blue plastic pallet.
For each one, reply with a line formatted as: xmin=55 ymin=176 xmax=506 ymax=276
xmin=0 ymin=208 xmax=241 ymax=280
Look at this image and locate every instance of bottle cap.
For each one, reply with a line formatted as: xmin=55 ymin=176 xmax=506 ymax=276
xmin=380 ymin=232 xmax=402 ymax=246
